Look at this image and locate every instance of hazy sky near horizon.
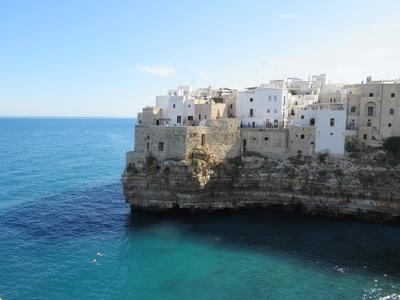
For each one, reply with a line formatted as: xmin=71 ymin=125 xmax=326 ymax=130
xmin=1 ymin=0 xmax=400 ymax=116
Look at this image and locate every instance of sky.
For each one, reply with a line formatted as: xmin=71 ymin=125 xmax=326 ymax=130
xmin=1 ymin=0 xmax=400 ymax=117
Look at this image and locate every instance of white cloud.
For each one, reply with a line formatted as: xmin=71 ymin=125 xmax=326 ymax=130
xmin=139 ymin=65 xmax=175 ymax=77
xmin=279 ymin=13 xmax=296 ymax=19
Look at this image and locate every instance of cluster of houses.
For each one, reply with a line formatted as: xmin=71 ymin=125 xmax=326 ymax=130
xmin=136 ymin=74 xmax=400 ymax=159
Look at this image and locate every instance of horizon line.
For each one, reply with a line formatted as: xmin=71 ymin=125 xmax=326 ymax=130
xmin=0 ymin=115 xmax=137 ymax=119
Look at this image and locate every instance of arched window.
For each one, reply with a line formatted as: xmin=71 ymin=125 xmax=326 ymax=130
xmin=365 ymin=102 xmax=376 ymax=116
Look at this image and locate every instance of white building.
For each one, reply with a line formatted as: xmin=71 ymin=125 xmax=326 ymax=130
xmin=236 ymin=85 xmax=288 ymax=128
xmin=289 ymin=103 xmax=346 ymax=155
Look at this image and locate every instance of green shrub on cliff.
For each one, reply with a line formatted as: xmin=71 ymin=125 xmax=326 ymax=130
xmin=383 ymin=137 xmax=400 ymax=158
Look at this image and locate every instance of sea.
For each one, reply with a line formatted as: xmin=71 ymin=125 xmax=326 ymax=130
xmin=1 ymin=117 xmax=400 ymax=300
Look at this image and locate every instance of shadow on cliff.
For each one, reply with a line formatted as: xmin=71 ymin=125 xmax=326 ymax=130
xmin=128 ymin=208 xmax=400 ymax=279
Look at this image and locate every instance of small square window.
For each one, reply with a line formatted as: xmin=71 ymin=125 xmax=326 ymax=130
xmin=388 ymin=123 xmax=392 ymax=128
xmin=268 ymin=96 xmax=272 ymax=101
xmin=274 ymin=96 xmax=277 ymax=101
xmin=264 ymin=137 xmax=269 ymax=141
xmin=369 ymin=93 xmax=374 ymax=97
xmin=250 ymin=98 xmax=253 ymax=102
xmin=173 ymin=104 xmax=176 ymax=108
xmin=301 ymin=115 xmax=304 ymax=119
xmin=267 ymin=109 xmax=270 ymax=113
xmin=330 ymin=133 xmax=333 ymax=136
xmin=391 ymin=93 xmax=396 ymax=98
xmin=363 ymin=134 xmax=367 ymax=140
xmin=330 ymin=118 xmax=335 ymax=127
xmin=390 ymin=108 xmax=395 ymax=115
xmin=274 ymin=109 xmax=277 ymax=113
xmin=300 ymin=134 xmax=305 ymax=139
xmin=350 ymin=106 xmax=356 ymax=113
xmin=158 ymin=142 xmax=164 ymax=151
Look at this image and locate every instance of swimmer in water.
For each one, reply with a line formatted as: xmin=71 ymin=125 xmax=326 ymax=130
xmin=96 ymin=252 xmax=103 ymax=257
xmin=91 ymin=258 xmax=97 ymax=264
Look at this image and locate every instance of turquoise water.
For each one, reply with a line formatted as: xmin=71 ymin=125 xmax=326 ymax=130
xmin=1 ymin=118 xmax=400 ymax=299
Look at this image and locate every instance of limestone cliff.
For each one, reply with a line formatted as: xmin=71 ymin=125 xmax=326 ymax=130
xmin=122 ymin=151 xmax=400 ymax=222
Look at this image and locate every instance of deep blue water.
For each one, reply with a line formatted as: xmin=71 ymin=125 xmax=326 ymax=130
xmin=1 ymin=118 xmax=400 ymax=299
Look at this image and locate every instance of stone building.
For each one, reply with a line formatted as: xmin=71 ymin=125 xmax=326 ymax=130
xmin=287 ymin=103 xmax=346 ymax=156
xmin=345 ymin=77 xmax=400 ymax=146
xmin=127 ymin=118 xmax=242 ymax=168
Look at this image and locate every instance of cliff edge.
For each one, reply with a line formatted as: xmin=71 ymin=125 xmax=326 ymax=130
xmin=122 ymin=149 xmax=400 ymax=222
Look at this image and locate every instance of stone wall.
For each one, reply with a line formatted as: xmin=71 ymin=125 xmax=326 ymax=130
xmin=241 ymin=128 xmax=288 ymax=159
xmin=288 ymin=125 xmax=315 ymax=156
xmin=133 ymin=119 xmax=241 ymax=163
xmin=206 ymin=119 xmax=241 ymax=160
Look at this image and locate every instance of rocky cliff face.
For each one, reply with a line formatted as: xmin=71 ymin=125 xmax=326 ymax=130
xmin=122 ymin=151 xmax=400 ymax=222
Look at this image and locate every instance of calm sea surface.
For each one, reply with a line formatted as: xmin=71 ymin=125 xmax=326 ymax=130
xmin=1 ymin=118 xmax=400 ymax=300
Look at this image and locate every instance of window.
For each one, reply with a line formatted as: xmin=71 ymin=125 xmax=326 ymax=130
xmin=250 ymin=109 xmax=254 ymax=117
xmin=268 ymin=96 xmax=272 ymax=101
xmin=367 ymin=106 xmax=374 ymax=116
xmin=147 ymin=136 xmax=150 ymax=140
xmin=388 ymin=123 xmax=392 ymax=128
xmin=391 ymin=93 xmax=396 ymax=98
xmin=330 ymin=133 xmax=333 ymax=136
xmin=188 ymin=116 xmax=193 ymax=121
xmin=350 ymin=106 xmax=356 ymax=113
xmin=367 ymin=119 xmax=371 ymax=127
xmin=301 ymin=115 xmax=304 ymax=119
xmin=188 ymin=104 xmax=191 ymax=108
xmin=177 ymin=116 xmax=181 ymax=123
xmin=300 ymin=134 xmax=305 ymax=139
xmin=267 ymin=109 xmax=270 ymax=113
xmin=274 ymin=96 xmax=277 ymax=101
xmin=274 ymin=109 xmax=277 ymax=113
xmin=253 ymin=137 xmax=256 ymax=141
xmin=369 ymin=93 xmax=374 ymax=97
xmin=349 ymin=91 xmax=353 ymax=95
xmin=158 ymin=142 xmax=164 ymax=151
xmin=243 ymin=139 xmax=247 ymax=148
xmin=363 ymin=134 xmax=367 ymax=140
xmin=264 ymin=137 xmax=269 ymax=141
xmin=330 ymin=118 xmax=335 ymax=127
xmin=310 ymin=118 xmax=315 ymax=126
xmin=199 ymin=114 xmax=201 ymax=120
xmin=230 ymin=104 xmax=233 ymax=109
xmin=201 ymin=134 xmax=207 ymax=146
xmin=146 ymin=142 xmax=149 ymax=150
xmin=173 ymin=104 xmax=176 ymax=108
xmin=250 ymin=98 xmax=253 ymax=102
xmin=390 ymin=108 xmax=395 ymax=115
